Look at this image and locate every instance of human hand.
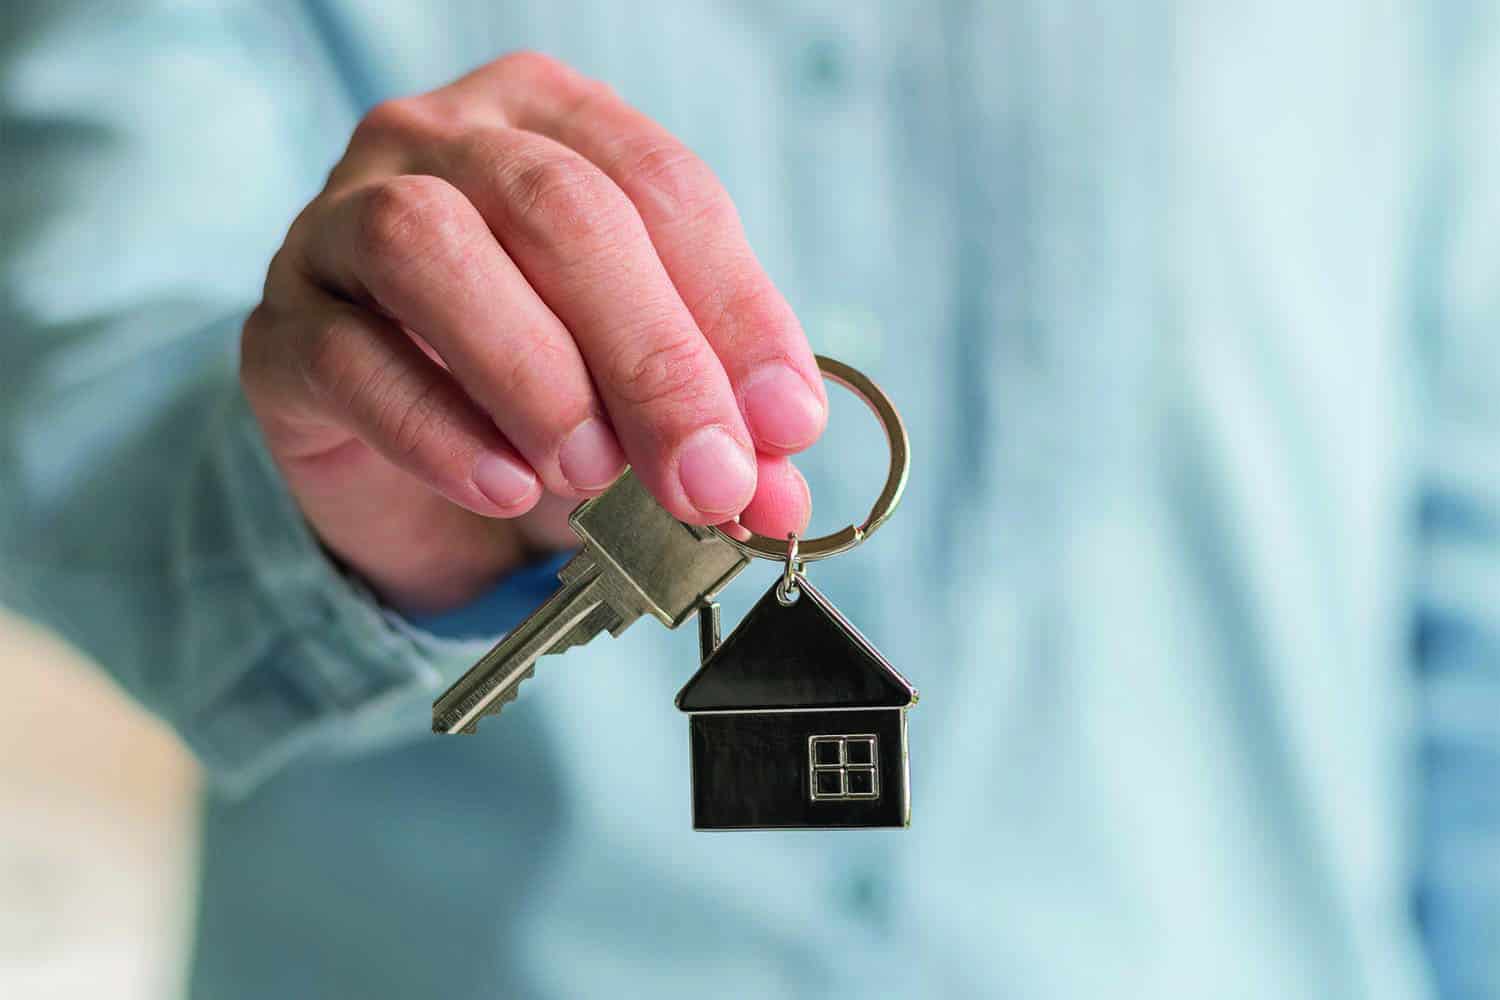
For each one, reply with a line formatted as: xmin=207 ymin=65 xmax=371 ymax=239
xmin=240 ymin=53 xmax=824 ymax=614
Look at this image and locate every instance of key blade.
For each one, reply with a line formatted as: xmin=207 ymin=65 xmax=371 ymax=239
xmin=431 ymin=563 xmax=606 ymax=734
xmin=469 ymin=664 xmax=533 ymax=727
xmin=431 ymin=471 xmax=750 ymax=735
xmin=545 ymin=602 xmax=624 ymax=657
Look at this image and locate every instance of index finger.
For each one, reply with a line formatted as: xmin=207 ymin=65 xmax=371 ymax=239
xmin=457 ymin=53 xmax=828 ymax=457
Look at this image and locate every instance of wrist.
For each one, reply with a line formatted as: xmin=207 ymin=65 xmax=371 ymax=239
xmin=314 ymin=511 xmax=533 ymax=616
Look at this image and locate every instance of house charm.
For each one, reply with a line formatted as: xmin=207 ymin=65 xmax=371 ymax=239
xmin=675 ymin=576 xmax=918 ymax=830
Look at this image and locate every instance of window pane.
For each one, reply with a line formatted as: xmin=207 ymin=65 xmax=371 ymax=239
xmin=845 ymin=739 xmax=875 ymax=766
xmin=815 ymin=770 xmax=844 ymax=797
xmin=812 ymin=739 xmax=842 ymax=766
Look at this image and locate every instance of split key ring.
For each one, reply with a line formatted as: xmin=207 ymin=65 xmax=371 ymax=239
xmin=711 ymin=355 xmax=910 ymax=563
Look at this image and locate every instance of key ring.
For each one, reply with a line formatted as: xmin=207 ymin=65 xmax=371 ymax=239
xmin=776 ymin=532 xmax=804 ymax=605
xmin=711 ymin=355 xmax=909 ymax=563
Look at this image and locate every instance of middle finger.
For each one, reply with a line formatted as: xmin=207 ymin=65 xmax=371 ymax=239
xmin=428 ymin=127 xmax=758 ymax=525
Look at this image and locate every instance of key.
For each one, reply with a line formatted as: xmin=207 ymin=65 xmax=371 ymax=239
xmin=432 ymin=470 xmax=750 ymax=734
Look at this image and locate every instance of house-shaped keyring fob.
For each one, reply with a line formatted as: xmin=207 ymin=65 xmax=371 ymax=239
xmin=676 ymin=577 xmax=917 ymax=830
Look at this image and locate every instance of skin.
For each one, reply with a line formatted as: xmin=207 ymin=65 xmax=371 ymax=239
xmin=240 ymin=52 xmax=824 ymax=614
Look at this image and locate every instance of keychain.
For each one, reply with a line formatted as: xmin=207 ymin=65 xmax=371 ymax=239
xmin=677 ymin=357 xmax=918 ymax=830
xmin=431 ymin=356 xmax=917 ymax=830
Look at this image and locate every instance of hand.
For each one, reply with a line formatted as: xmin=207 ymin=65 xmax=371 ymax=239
xmin=240 ymin=53 xmax=824 ymax=614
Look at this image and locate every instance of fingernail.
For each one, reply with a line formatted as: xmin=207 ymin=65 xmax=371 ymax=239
xmin=472 ymin=453 xmax=538 ymax=512
xmin=558 ymin=417 xmax=626 ymax=492
xmin=741 ymin=363 xmax=825 ymax=451
xmin=676 ymin=427 xmax=756 ymax=517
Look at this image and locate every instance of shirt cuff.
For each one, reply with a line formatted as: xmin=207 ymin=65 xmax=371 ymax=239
xmin=397 ymin=549 xmax=573 ymax=641
xmin=177 ymin=388 xmax=568 ymax=794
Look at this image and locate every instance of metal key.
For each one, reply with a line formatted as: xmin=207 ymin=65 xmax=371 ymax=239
xmin=432 ymin=470 xmax=749 ymax=734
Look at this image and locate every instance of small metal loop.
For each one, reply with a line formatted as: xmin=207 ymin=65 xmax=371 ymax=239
xmin=775 ymin=570 xmax=804 ymax=606
xmin=711 ymin=355 xmax=909 ymax=563
xmin=776 ymin=533 xmax=803 ymax=605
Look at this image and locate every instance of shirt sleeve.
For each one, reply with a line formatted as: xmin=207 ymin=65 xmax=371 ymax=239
xmin=1411 ymin=9 xmax=1500 ymax=995
xmin=0 ymin=2 xmax=525 ymax=794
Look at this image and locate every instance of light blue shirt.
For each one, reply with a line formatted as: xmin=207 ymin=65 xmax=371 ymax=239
xmin=2 ymin=3 xmax=1497 ymax=997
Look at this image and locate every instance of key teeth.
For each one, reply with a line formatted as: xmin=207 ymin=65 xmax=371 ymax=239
xmin=439 ymin=665 xmax=535 ymax=733
xmin=487 ymin=667 xmax=530 ymax=713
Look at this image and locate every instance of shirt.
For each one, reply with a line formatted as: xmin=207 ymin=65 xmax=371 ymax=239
xmin=2 ymin=2 xmax=1497 ymax=997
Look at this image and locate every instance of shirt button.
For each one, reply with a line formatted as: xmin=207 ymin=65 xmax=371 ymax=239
xmin=801 ymin=36 xmax=849 ymax=93
xmin=835 ymin=865 xmax=890 ymax=924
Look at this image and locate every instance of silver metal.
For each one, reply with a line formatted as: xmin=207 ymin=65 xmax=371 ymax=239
xmin=808 ymin=734 xmax=881 ymax=801
xmin=775 ymin=533 xmax=802 ymax=606
xmin=432 ymin=470 xmax=749 ymax=734
xmin=431 ymin=553 xmax=610 ymax=734
xmin=697 ymin=602 xmax=721 ymax=664
xmin=676 ymin=574 xmax=916 ymax=829
xmin=711 ymin=355 xmax=910 ymax=563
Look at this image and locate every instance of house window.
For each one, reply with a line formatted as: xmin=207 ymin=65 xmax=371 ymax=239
xmin=808 ymin=734 xmax=880 ymax=801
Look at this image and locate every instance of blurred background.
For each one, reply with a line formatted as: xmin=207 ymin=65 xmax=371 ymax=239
xmin=0 ymin=611 xmax=197 ymax=998
xmin=2 ymin=3 xmax=1498 ymax=998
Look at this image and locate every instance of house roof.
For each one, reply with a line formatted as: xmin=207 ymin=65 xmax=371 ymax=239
xmin=675 ymin=576 xmax=918 ymax=713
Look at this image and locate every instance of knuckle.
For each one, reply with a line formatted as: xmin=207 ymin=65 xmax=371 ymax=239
xmin=454 ymin=128 xmax=515 ymax=181
xmin=237 ymin=304 xmax=281 ymax=393
xmin=493 ymin=50 xmax=597 ymax=100
xmin=353 ymin=175 xmax=466 ymax=270
xmin=699 ymin=277 xmax=793 ymax=355
xmin=377 ymin=376 xmax=445 ymax=461
xmin=280 ymin=198 xmax=323 ymax=252
xmin=504 ymin=150 xmax=634 ymax=249
xmin=261 ymin=244 xmax=305 ymax=302
xmin=493 ymin=334 xmax=578 ymax=411
xmin=303 ymin=313 xmax=369 ymax=407
xmin=494 ymin=50 xmax=564 ymax=82
xmin=562 ymin=74 xmax=618 ymax=116
xmin=353 ymin=96 xmax=430 ymax=144
xmin=621 ymin=139 xmax=730 ymax=226
xmin=240 ymin=301 xmax=275 ymax=349
xmin=305 ymin=319 xmax=447 ymax=463
xmin=606 ymin=325 xmax=712 ymax=411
